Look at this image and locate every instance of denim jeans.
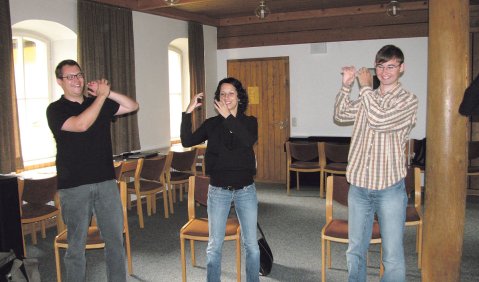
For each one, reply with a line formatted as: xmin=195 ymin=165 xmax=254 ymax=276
xmin=59 ymin=180 xmax=126 ymax=282
xmin=346 ymin=180 xmax=407 ymax=282
xmin=206 ymin=183 xmax=260 ymax=282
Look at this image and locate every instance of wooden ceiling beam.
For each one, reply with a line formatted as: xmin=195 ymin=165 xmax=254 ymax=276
xmin=92 ymin=0 xmax=138 ymax=9
xmin=137 ymin=0 xmax=208 ymax=11
xmin=218 ymin=10 xmax=428 ymax=38
xmin=219 ymin=1 xmax=428 ymax=27
xmin=218 ymin=23 xmax=428 ymax=49
xmin=146 ymin=8 xmax=219 ymax=26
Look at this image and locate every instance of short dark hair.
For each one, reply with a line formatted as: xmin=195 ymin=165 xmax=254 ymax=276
xmin=214 ymin=77 xmax=249 ymax=114
xmin=375 ymin=45 xmax=404 ymax=65
xmin=55 ymin=59 xmax=81 ymax=79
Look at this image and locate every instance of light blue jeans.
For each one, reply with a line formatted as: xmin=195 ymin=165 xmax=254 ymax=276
xmin=59 ymin=180 xmax=126 ymax=282
xmin=206 ymin=183 xmax=260 ymax=282
xmin=347 ymin=180 xmax=407 ymax=282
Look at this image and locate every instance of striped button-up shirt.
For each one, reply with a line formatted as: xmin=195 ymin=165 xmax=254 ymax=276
xmin=334 ymin=83 xmax=418 ymax=190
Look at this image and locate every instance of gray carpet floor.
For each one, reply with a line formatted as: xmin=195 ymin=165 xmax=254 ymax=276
xmin=25 ymin=183 xmax=479 ymax=282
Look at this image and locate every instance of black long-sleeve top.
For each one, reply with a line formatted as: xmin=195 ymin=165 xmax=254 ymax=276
xmin=459 ymin=74 xmax=479 ymax=116
xmin=181 ymin=112 xmax=258 ymax=188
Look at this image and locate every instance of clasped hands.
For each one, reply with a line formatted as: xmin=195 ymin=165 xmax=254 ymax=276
xmin=342 ymin=66 xmax=373 ymax=88
xmin=87 ymin=79 xmax=111 ymax=98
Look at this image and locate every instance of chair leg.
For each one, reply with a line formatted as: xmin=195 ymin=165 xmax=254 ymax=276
xmin=181 ymin=237 xmax=187 ymax=282
xmin=287 ymin=169 xmax=291 ymax=195
xmin=296 ymin=172 xmax=300 ymax=190
xmin=321 ymin=237 xmax=326 ymax=282
xmin=127 ymin=194 xmax=132 ymax=210
xmin=162 ymin=190 xmax=169 ymax=219
xmin=152 ymin=193 xmax=157 ymax=215
xmin=236 ymin=237 xmax=241 ymax=282
xmin=179 ymin=183 xmax=184 ymax=202
xmin=379 ymin=244 xmax=384 ymax=277
xmin=31 ymin=223 xmax=38 ymax=245
xmin=125 ymin=231 xmax=133 ymax=275
xmin=320 ymin=171 xmax=325 ymax=198
xmin=172 ymin=185 xmax=177 ymax=203
xmin=136 ymin=194 xmax=145 ymax=228
xmin=190 ymin=240 xmax=196 ymax=266
xmin=418 ymin=223 xmax=423 ymax=269
xmin=168 ymin=185 xmax=174 ymax=214
xmin=146 ymin=195 xmax=152 ymax=216
xmin=54 ymin=244 xmax=62 ymax=282
xmin=41 ymin=221 xmax=47 ymax=238
xmin=327 ymin=240 xmax=331 ymax=268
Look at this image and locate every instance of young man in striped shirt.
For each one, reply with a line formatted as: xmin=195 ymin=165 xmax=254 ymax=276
xmin=334 ymin=45 xmax=418 ymax=282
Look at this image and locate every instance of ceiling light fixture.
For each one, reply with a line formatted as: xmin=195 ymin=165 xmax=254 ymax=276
xmin=164 ymin=0 xmax=180 ymax=5
xmin=255 ymin=0 xmax=271 ymax=20
xmin=386 ymin=0 xmax=400 ymax=17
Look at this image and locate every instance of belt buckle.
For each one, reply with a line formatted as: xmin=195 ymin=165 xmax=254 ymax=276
xmin=226 ymin=186 xmax=235 ymax=191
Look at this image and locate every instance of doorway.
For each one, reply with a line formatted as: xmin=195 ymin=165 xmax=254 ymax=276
xmin=227 ymin=57 xmax=290 ymax=183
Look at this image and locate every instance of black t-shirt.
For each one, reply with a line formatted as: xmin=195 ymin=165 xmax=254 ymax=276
xmin=46 ymin=95 xmax=119 ymax=189
xmin=180 ymin=112 xmax=258 ymax=188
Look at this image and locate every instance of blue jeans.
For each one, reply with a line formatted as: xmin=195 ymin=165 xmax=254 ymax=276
xmin=206 ymin=183 xmax=260 ymax=282
xmin=59 ymin=180 xmax=126 ymax=282
xmin=347 ymin=180 xmax=407 ymax=282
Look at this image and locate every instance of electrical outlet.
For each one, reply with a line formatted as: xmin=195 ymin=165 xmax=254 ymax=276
xmin=292 ymin=117 xmax=297 ymax=127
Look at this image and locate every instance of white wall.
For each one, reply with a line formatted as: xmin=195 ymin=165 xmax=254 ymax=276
xmin=217 ymin=38 xmax=428 ymax=139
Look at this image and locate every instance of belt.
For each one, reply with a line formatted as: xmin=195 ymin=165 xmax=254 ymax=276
xmin=222 ymin=185 xmax=244 ymax=191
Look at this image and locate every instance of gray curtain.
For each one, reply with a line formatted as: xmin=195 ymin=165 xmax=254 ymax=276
xmin=78 ymin=0 xmax=140 ymax=154
xmin=188 ymin=21 xmax=206 ymax=131
xmin=0 ymin=0 xmax=24 ymax=173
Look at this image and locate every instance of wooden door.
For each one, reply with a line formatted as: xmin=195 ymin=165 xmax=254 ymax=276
xmin=227 ymin=57 xmax=290 ymax=183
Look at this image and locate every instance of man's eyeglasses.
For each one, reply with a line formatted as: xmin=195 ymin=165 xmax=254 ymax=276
xmin=61 ymin=73 xmax=84 ymax=80
xmin=375 ymin=64 xmax=401 ymax=71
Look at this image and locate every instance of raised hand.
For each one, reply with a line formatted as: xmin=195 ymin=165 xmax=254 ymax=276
xmin=341 ymin=66 xmax=357 ymax=87
xmin=356 ymin=67 xmax=373 ymax=88
xmin=186 ymin=92 xmax=204 ymax=113
xmin=214 ymin=98 xmax=231 ymax=118
xmin=87 ymin=79 xmax=110 ymax=98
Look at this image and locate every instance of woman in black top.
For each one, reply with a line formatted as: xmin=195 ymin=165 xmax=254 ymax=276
xmin=181 ymin=77 xmax=260 ymax=282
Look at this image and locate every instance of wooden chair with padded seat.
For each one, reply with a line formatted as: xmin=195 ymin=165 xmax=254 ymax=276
xmin=166 ymin=148 xmax=198 ymax=205
xmin=54 ymin=162 xmax=133 ymax=281
xmin=285 ymin=141 xmax=322 ymax=196
xmin=125 ymin=156 xmax=171 ymax=229
xmin=18 ymin=175 xmax=62 ymax=252
xmin=404 ymin=166 xmax=423 ymax=269
xmin=321 ymin=175 xmax=383 ymax=282
xmin=320 ymin=142 xmax=350 ymax=198
xmin=180 ymin=175 xmax=241 ymax=282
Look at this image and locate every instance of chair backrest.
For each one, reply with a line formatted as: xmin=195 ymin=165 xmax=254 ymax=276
xmin=404 ymin=166 xmax=422 ymax=207
xmin=286 ymin=141 xmax=320 ymax=162
xmin=187 ymin=175 xmax=210 ymax=220
xmin=169 ymin=148 xmax=198 ymax=172
xmin=20 ymin=175 xmax=58 ymax=205
xmin=140 ymin=155 xmax=168 ymax=182
xmin=325 ymin=175 xmax=349 ymax=223
xmin=324 ymin=142 xmax=350 ymax=163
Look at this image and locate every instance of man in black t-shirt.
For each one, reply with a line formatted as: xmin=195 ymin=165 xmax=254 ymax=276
xmin=46 ymin=60 xmax=138 ymax=282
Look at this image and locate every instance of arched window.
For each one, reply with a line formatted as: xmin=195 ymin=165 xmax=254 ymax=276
xmin=168 ymin=39 xmax=190 ymax=143
xmin=12 ymin=20 xmax=77 ymax=168
xmin=168 ymin=47 xmax=183 ymax=141
xmin=12 ymin=34 xmax=54 ymax=166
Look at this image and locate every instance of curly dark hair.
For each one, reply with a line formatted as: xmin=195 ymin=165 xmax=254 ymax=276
xmin=214 ymin=77 xmax=249 ymax=114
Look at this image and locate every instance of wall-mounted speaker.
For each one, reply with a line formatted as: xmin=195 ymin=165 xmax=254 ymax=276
xmin=310 ymin=42 xmax=327 ymax=54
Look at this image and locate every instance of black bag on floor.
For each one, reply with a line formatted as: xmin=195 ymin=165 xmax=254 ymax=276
xmin=257 ymin=223 xmax=273 ymax=276
xmin=0 ymin=250 xmax=40 ymax=282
